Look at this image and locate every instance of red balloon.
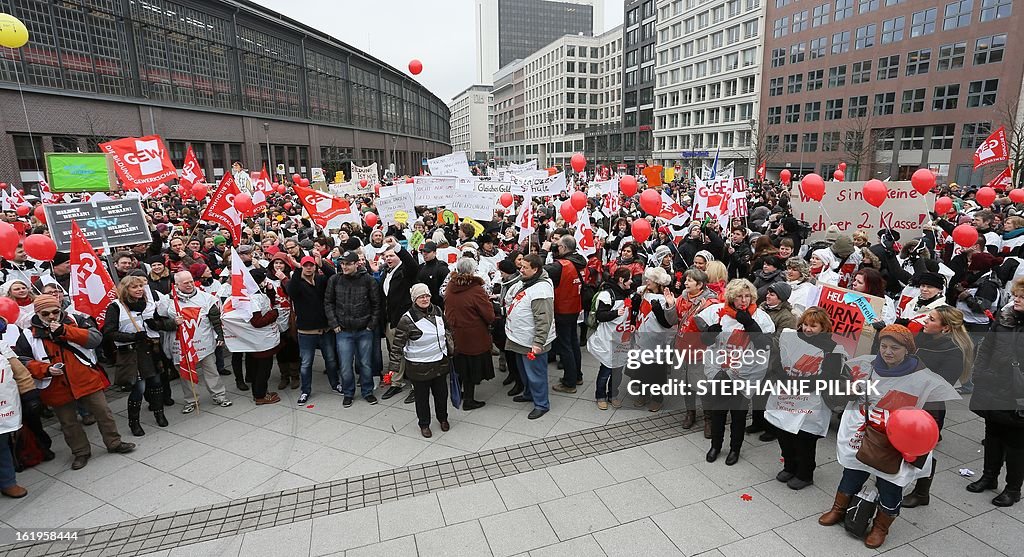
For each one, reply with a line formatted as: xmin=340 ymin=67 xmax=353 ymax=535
xmin=16 ymin=205 xmax=29 ymax=217
xmin=0 ymin=297 xmax=17 ymax=325
xmin=0 ymin=222 xmax=17 ymax=259
xmin=886 ymin=407 xmax=940 ymax=460
xmin=570 ymin=153 xmax=586 ymax=173
xmin=283 ymin=202 xmax=293 ymax=210
xmin=639 ymin=188 xmax=661 ymax=215
xmin=952 ymin=223 xmax=979 ymax=248
xmin=408 ymin=59 xmax=423 ymax=75
xmin=838 ymin=162 xmax=847 ymax=172
xmin=192 ymin=184 xmax=208 ymax=198
xmin=1010 ymin=189 xmax=1024 ymax=204
xmin=34 ymin=205 xmax=46 ymax=223
xmin=863 ymin=179 xmax=888 ymax=208
xmin=570 ymin=191 xmax=587 ymax=211
xmin=233 ymin=192 xmax=253 ymax=214
xmin=360 ymin=179 xmax=368 ymax=188
xmin=365 ymin=212 xmax=379 ymax=227
xmin=292 ymin=173 xmax=302 ymax=184
xmin=934 ymin=196 xmax=954 ymax=214
xmin=298 ymin=178 xmax=310 ymax=188
xmin=619 ymin=175 xmax=638 ymax=197
xmin=800 ymin=173 xmax=825 ymax=202
xmin=499 ymin=192 xmax=513 ymax=208
xmin=780 ymin=169 xmax=792 ymax=185
xmin=559 ymin=200 xmax=578 ymax=223
xmin=406 ymin=177 xmax=415 ymax=184
xmin=976 ymin=186 xmax=997 ymax=208
xmin=631 ymin=218 xmax=652 ymax=244
xmin=911 ymin=168 xmax=936 ymax=195
xmin=274 ymin=183 xmax=286 ymax=194
xmin=23 ymin=234 xmax=57 ymax=261
xmin=833 ymin=169 xmax=845 ymax=182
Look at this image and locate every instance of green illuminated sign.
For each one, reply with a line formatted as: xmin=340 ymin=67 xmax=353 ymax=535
xmin=45 ymin=153 xmax=116 ymax=192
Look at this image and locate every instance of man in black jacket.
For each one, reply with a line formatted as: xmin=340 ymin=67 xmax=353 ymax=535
xmin=378 ymin=240 xmax=419 ymax=402
xmin=325 ymin=251 xmax=381 ymax=407
xmin=286 ymin=253 xmax=340 ymax=404
xmin=416 ymin=241 xmax=449 ymax=309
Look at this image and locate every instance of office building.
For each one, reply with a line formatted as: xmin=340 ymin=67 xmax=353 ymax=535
xmin=449 ymin=85 xmax=495 ymax=164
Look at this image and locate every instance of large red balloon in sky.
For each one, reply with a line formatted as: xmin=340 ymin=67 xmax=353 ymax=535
xmin=619 ymin=175 xmax=638 ymax=197
xmin=862 ymin=179 xmax=888 ymax=208
xmin=409 ymin=59 xmax=423 ymax=75
xmin=23 ymin=234 xmax=57 ymax=261
xmin=801 ymin=174 xmax=825 ymax=202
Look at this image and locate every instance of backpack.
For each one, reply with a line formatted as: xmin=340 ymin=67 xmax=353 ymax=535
xmin=11 ymin=426 xmax=44 ymax=472
xmin=585 ymin=285 xmax=613 ymax=332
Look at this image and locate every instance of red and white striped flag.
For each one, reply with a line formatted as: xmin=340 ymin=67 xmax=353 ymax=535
xmin=250 ymin=165 xmax=274 ymax=215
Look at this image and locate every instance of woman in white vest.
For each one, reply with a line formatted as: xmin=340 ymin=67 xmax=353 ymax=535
xmin=221 ymin=269 xmax=281 ymax=405
xmin=387 ymin=283 xmax=451 ymax=438
xmin=0 ymin=323 xmax=27 ymax=498
xmin=587 ymin=267 xmax=635 ymax=410
xmin=102 ymin=275 xmax=175 ymax=437
xmin=626 ymin=266 xmax=678 ymax=413
xmin=767 ymin=308 xmax=847 ymax=491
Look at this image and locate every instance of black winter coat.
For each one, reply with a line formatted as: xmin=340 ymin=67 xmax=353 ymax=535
xmin=325 ymin=269 xmax=381 ymax=332
xmin=381 ymin=246 xmax=419 ymax=328
xmin=971 ymin=304 xmax=1024 ymax=427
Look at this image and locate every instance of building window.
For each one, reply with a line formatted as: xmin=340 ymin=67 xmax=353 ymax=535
xmin=772 ymin=48 xmax=786 ymax=67
xmin=980 ymin=0 xmax=1012 ymax=21
xmin=770 ymin=77 xmax=784 ymax=96
xmin=743 ymin=19 xmax=759 ymax=39
xmin=967 ymin=79 xmax=999 ymax=107
xmin=788 ymin=74 xmax=804 ymax=93
xmin=13 ymin=135 xmax=44 ymax=172
xmin=933 ymin=85 xmax=960 ymax=110
xmin=859 ymin=0 xmax=879 ymax=13
xmin=961 ymin=122 xmax=992 ymax=148
xmin=805 ymin=101 xmax=822 ymax=121
xmin=931 ymin=124 xmax=955 ymax=149
xmin=905 ymin=49 xmax=931 ymax=75
xmin=852 ymin=60 xmax=872 ymax=83
xmin=974 ymin=34 xmax=1006 ymax=65
xmin=794 ymin=10 xmax=810 ymax=33
xmin=813 ymin=4 xmax=831 ymax=26
xmin=874 ymin=92 xmax=896 ymax=115
xmin=728 ymin=26 xmax=741 ymax=44
xmin=855 ymin=24 xmax=876 ymax=49
xmin=849 ymin=95 xmax=869 ymax=117
xmin=768 ymin=106 xmax=782 ymax=124
xmin=51 ymin=136 xmax=79 ymax=153
xmin=901 ymin=88 xmax=926 ymax=113
xmin=774 ymin=17 xmax=789 ymax=38
xmin=937 ymin=42 xmax=967 ymax=71
xmin=877 ymin=55 xmax=900 ymax=79
xmin=767 ymin=135 xmax=780 ymax=151
xmin=743 ymin=48 xmax=758 ymax=67
xmin=832 ymin=31 xmax=850 ymax=53
xmin=803 ymin=133 xmax=819 ymax=152
xmin=826 ymin=99 xmax=844 ymax=119
xmin=943 ymin=0 xmax=973 ymax=30
xmin=791 ymin=43 xmax=806 ymax=63
xmin=881 ymin=17 xmax=905 ymax=44
xmin=807 ymin=69 xmax=824 ymax=90
xmin=785 ymin=104 xmax=801 ymax=123
xmin=835 ymin=0 xmax=854 ymax=21
xmin=828 ymin=65 xmax=847 ymax=87
xmin=911 ymin=8 xmax=937 ymax=37
xmin=809 ymin=37 xmax=827 ymax=58
xmin=823 ymin=131 xmax=841 ymax=151
xmin=899 ymin=126 xmax=926 ymax=150
xmin=784 ymin=134 xmax=798 ymax=152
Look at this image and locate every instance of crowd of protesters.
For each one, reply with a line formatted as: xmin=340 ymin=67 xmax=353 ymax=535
xmin=0 ymin=164 xmax=1022 ymax=550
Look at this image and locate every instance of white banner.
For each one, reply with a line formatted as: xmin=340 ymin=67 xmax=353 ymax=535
xmin=375 ymin=190 xmax=417 ymax=225
xmin=413 ymin=176 xmax=458 ymax=206
xmin=510 ymin=172 xmax=567 ymax=196
xmin=790 ymin=180 xmax=932 ymax=242
xmin=456 ymin=176 xmax=513 ymax=194
xmin=351 ymin=163 xmax=379 ymax=186
xmin=328 ymin=181 xmax=374 ymax=197
xmin=509 ymin=160 xmax=538 ymax=173
xmin=452 ymin=182 xmax=501 ymax=220
xmin=588 ymin=177 xmax=619 ymax=198
xmin=428 ymin=152 xmax=472 ymax=178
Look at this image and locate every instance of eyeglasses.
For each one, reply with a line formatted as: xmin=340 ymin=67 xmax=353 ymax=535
xmin=37 ymin=310 xmax=61 ymax=318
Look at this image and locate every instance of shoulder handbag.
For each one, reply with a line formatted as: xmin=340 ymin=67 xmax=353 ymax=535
xmin=855 ymin=368 xmax=904 ymax=475
xmin=844 ymin=488 xmax=878 ymax=538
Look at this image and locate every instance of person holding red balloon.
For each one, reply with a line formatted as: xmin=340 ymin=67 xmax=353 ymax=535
xmin=968 ymin=276 xmax=1024 ymax=508
xmin=0 ymin=279 xmax=35 ymax=329
xmin=820 ymin=325 xmax=959 ymax=549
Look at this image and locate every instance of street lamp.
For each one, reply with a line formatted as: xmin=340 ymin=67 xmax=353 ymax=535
xmin=263 ymin=122 xmax=271 ymax=175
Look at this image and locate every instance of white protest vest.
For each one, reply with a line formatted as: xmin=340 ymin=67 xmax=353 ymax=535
xmin=222 ymin=292 xmax=280 ymax=353
xmin=270 ymin=279 xmax=292 ymax=333
xmin=23 ymin=325 xmax=98 ymax=368
xmin=696 ymin=303 xmax=776 ymax=389
xmin=586 ymin=291 xmax=633 ymax=368
xmin=633 ymin=290 xmax=675 ymax=351
xmin=403 ymin=311 xmax=447 ymax=364
xmin=765 ymin=330 xmax=843 ymax=437
xmin=0 ymin=356 xmax=21 ymax=434
xmin=157 ymin=289 xmax=218 ymax=363
xmin=505 ymin=277 xmax=556 ymax=348
xmin=836 ymin=355 xmax=960 ymax=487
xmin=113 ymin=299 xmax=158 ymax=346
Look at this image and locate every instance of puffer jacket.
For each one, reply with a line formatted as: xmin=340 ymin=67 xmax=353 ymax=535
xmin=387 ymin=303 xmax=451 ymax=382
xmin=971 ymin=303 xmax=1024 ymax=427
xmin=325 ymin=268 xmax=381 ymax=332
xmin=15 ymin=314 xmax=107 ymax=408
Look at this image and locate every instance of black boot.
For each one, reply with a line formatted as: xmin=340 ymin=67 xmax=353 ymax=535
xmin=992 ymin=489 xmax=1021 ymax=507
xmin=146 ymin=387 xmax=167 ymax=427
xmin=967 ymin=474 xmax=999 ymax=493
xmin=127 ymin=400 xmax=145 ymax=437
xmin=903 ymin=459 xmax=935 ymax=508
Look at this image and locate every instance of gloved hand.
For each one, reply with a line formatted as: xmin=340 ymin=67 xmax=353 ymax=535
xmin=734 ymin=309 xmax=755 ymax=327
xmin=871 ymin=320 xmax=886 ymax=331
xmin=134 ymin=331 xmax=150 ymax=342
xmin=707 ymin=324 xmax=723 ymax=333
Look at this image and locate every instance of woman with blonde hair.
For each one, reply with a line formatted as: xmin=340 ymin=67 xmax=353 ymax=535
xmin=704 ymin=260 xmax=728 ymax=300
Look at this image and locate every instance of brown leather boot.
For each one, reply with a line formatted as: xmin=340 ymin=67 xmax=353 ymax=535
xmin=818 ymin=491 xmax=852 ymax=526
xmin=681 ymin=410 xmax=697 ymax=429
xmin=703 ymin=411 xmax=712 ymax=439
xmin=864 ymin=509 xmax=896 ymax=548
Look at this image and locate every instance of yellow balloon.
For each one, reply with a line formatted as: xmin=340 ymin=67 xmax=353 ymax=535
xmin=0 ymin=13 xmax=29 ymax=49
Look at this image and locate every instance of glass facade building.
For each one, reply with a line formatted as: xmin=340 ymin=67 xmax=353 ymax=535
xmin=497 ymin=0 xmax=595 ymax=68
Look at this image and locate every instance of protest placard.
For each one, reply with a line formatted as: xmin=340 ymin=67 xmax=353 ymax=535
xmin=413 ymin=176 xmax=458 ymax=206
xmin=427 ymin=152 xmax=472 ymax=178
xmin=456 ymin=176 xmax=513 ymax=195
xmin=311 ymin=167 xmax=325 ymax=183
xmin=510 ymin=172 xmax=566 ymax=196
xmin=451 ymin=181 xmax=500 ymax=220
xmin=804 ymin=284 xmax=884 ymax=357
xmin=351 ymin=163 xmax=379 ymax=186
xmin=375 ymin=190 xmax=416 ymax=225
xmin=789 ymin=180 xmax=933 ymax=242
xmin=44 ymin=153 xmax=117 ymax=192
xmin=45 ymin=198 xmax=152 ymax=252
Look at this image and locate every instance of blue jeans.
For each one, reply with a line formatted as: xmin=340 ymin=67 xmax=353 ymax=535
xmin=595 ymin=365 xmax=623 ymax=401
xmin=0 ymin=432 xmax=14 ymax=489
xmin=337 ymin=329 xmax=374 ymax=398
xmin=554 ymin=316 xmax=582 ymax=387
xmin=517 ymin=352 xmax=550 ymax=411
xmin=298 ymin=331 xmax=340 ymax=395
xmin=127 ymin=375 xmax=162 ymax=402
xmin=838 ymin=467 xmax=903 ymax=516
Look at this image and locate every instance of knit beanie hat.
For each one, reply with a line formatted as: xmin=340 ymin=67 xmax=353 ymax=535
xmin=832 ymin=235 xmax=855 ymax=259
xmin=825 ymin=225 xmax=841 ymax=244
xmin=33 ymin=294 xmax=60 ymax=314
xmin=410 ymin=283 xmax=431 ymax=301
xmin=188 ymin=263 xmax=209 ymax=281
xmin=767 ymin=281 xmax=792 ymax=303
xmin=916 ymin=271 xmax=945 ymax=289
xmin=694 ymin=250 xmax=715 ymax=264
xmin=811 ymin=248 xmax=838 ymax=270
xmin=879 ymin=324 xmax=916 ymax=353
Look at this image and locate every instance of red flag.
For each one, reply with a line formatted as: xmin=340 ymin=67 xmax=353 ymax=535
xmin=171 ymin=289 xmax=200 ymax=384
xmin=179 ymin=145 xmax=205 ymax=191
xmin=756 ymin=161 xmax=767 ymax=180
xmin=99 ymin=135 xmax=177 ymax=191
xmin=69 ymin=221 xmax=117 ymax=325
xmin=974 ymin=126 xmax=1009 ymax=169
xmin=986 ymin=166 xmax=1013 ymax=191
xmin=293 ymin=184 xmax=355 ymax=228
xmin=201 ymin=173 xmax=243 ymax=243
xmin=249 ymin=165 xmax=273 ymax=216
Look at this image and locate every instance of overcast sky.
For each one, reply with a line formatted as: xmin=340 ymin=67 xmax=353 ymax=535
xmin=253 ymin=0 xmax=624 ymax=103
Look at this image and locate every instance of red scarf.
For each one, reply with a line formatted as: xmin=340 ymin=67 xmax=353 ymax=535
xmin=718 ymin=303 xmax=757 ymax=321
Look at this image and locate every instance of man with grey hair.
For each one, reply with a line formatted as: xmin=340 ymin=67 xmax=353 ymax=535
xmin=156 ymin=271 xmax=232 ymax=414
xmin=544 ymin=234 xmax=587 ymax=393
